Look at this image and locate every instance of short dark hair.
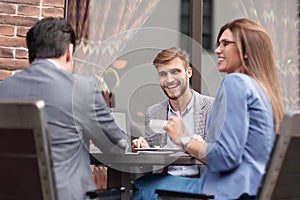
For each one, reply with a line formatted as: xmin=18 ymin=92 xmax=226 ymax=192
xmin=26 ymin=17 xmax=76 ymax=63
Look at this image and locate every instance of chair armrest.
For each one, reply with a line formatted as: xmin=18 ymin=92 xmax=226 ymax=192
xmin=86 ymin=187 xmax=125 ymax=199
xmin=155 ymin=189 xmax=214 ymax=200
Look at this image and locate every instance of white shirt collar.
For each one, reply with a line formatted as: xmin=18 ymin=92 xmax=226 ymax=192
xmin=47 ymin=59 xmax=61 ymax=69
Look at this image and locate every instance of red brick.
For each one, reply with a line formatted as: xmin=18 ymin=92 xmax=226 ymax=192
xmin=44 ymin=0 xmax=65 ymax=8
xmin=16 ymin=49 xmax=28 ymax=59
xmin=0 ymin=25 xmax=14 ymax=36
xmin=0 ymin=36 xmax=26 ymax=48
xmin=0 ymin=47 xmax=14 ymax=58
xmin=0 ymin=3 xmax=16 ymax=14
xmin=42 ymin=7 xmax=64 ymax=18
xmin=0 ymin=0 xmax=40 ymax=6
xmin=0 ymin=58 xmax=28 ymax=70
xmin=16 ymin=26 xmax=30 ymax=37
xmin=0 ymin=15 xmax=38 ymax=27
xmin=18 ymin=5 xmax=40 ymax=17
xmin=0 ymin=69 xmax=13 ymax=80
xmin=0 ymin=69 xmax=21 ymax=80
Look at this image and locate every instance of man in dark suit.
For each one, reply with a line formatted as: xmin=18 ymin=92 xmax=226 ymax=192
xmin=0 ymin=17 xmax=129 ymax=200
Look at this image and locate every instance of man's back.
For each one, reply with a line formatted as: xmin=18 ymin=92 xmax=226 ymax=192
xmin=0 ymin=59 xmax=96 ymax=199
xmin=0 ymin=17 xmax=129 ymax=199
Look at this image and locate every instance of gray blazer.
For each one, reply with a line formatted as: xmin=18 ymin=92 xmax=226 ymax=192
xmin=145 ymin=90 xmax=214 ymax=147
xmin=0 ymin=59 xmax=129 ymax=200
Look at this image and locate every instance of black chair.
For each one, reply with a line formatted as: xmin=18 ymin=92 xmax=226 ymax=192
xmin=86 ymin=187 xmax=125 ymax=200
xmin=155 ymin=189 xmax=214 ymax=200
xmin=256 ymin=110 xmax=300 ymax=200
xmin=0 ymin=100 xmax=57 ymax=200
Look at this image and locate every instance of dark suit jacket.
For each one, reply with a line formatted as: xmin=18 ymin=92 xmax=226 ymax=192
xmin=0 ymin=59 xmax=129 ymax=200
xmin=144 ymin=90 xmax=214 ymax=147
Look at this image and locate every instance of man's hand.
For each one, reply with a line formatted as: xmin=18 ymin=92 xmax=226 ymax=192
xmin=164 ymin=111 xmax=186 ymax=145
xmin=131 ymin=137 xmax=150 ymax=151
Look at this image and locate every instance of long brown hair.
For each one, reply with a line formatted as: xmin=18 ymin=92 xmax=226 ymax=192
xmin=217 ymin=18 xmax=284 ymax=133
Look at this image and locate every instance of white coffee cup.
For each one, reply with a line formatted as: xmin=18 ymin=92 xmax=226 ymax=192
xmin=149 ymin=119 xmax=167 ymax=133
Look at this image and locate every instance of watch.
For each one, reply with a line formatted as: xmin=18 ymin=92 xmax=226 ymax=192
xmin=180 ymin=136 xmax=192 ymax=151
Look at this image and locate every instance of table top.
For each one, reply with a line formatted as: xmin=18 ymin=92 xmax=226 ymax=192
xmin=90 ymin=152 xmax=204 ymax=173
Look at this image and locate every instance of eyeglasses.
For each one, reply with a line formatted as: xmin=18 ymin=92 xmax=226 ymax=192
xmin=216 ymin=40 xmax=236 ymax=50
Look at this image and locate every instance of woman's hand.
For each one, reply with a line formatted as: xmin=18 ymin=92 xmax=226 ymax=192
xmin=164 ymin=111 xmax=186 ymax=145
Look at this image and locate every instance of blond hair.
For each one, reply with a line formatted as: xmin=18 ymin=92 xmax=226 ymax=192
xmin=153 ymin=47 xmax=190 ymax=70
xmin=217 ymin=18 xmax=284 ymax=133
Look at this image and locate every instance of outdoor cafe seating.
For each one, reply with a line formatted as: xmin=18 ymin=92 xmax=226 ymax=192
xmin=1 ymin=100 xmax=299 ymax=200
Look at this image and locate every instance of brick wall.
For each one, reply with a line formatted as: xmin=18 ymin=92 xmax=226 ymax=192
xmin=299 ymin=0 xmax=300 ymax=108
xmin=0 ymin=0 xmax=65 ymax=80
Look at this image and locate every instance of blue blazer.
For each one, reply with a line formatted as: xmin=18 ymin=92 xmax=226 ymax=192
xmin=0 ymin=59 xmax=129 ymax=200
xmin=203 ymin=73 xmax=275 ymax=199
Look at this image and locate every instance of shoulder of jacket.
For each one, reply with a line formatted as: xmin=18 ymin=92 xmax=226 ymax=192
xmin=193 ymin=90 xmax=214 ymax=104
xmin=223 ymin=73 xmax=251 ymax=83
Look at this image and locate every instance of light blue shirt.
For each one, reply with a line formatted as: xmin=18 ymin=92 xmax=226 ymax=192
xmin=166 ymin=92 xmax=199 ymax=176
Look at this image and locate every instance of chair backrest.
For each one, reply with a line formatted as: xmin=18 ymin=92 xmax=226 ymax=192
xmin=110 ymin=107 xmax=131 ymax=151
xmin=110 ymin=108 xmax=130 ymax=136
xmin=257 ymin=110 xmax=300 ymax=200
xmin=0 ymin=100 xmax=57 ymax=200
xmin=90 ymin=108 xmax=131 ymax=154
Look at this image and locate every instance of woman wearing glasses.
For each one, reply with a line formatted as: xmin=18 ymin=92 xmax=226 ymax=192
xmin=132 ymin=18 xmax=284 ymax=200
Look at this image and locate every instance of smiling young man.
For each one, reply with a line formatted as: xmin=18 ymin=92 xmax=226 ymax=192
xmin=132 ymin=47 xmax=214 ymax=177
